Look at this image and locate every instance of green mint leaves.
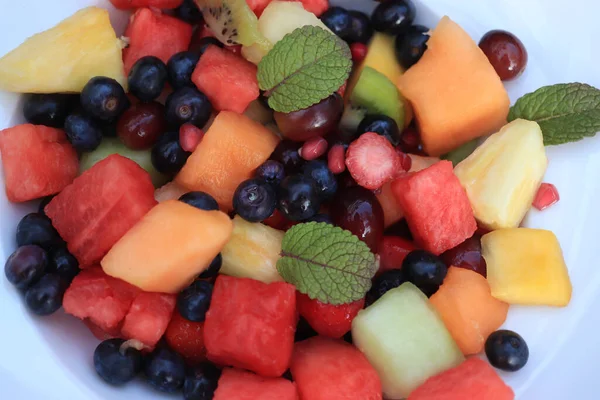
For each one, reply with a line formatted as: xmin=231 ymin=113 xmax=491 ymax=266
xmin=276 ymin=222 xmax=377 ymax=305
xmin=508 ymin=83 xmax=600 ymax=145
xmin=257 ymin=26 xmax=352 ymax=113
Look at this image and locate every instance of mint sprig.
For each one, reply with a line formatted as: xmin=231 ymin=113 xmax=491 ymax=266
xmin=257 ymin=26 xmax=352 ymax=113
xmin=276 ymin=222 xmax=377 ymax=305
xmin=508 ymin=83 xmax=600 ymax=145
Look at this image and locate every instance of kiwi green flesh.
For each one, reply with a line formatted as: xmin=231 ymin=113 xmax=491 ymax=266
xmin=442 ymin=139 xmax=480 ymax=166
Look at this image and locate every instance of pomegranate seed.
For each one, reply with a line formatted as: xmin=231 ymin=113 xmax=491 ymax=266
xmin=328 ymin=144 xmax=346 ymax=174
xmin=300 ymin=137 xmax=328 ymax=161
xmin=227 ymin=45 xmax=242 ymax=55
xmin=350 ymin=43 xmax=368 ymax=64
xmin=179 ymin=123 xmax=204 ymax=152
xmin=399 ymin=126 xmax=424 ymax=154
xmin=533 ymin=183 xmax=560 ymax=211
xmin=396 ymin=148 xmax=412 ymax=172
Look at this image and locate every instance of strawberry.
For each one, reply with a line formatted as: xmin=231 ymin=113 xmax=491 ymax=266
xmin=296 ymin=293 xmax=365 ymax=339
xmin=346 ymin=132 xmax=401 ymax=190
xmin=179 ymin=123 xmax=204 ymax=153
xmin=378 ymin=235 xmax=417 ymax=275
xmin=165 ymin=310 xmax=206 ymax=365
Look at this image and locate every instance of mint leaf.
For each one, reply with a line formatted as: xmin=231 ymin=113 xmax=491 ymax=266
xmin=257 ymin=26 xmax=352 ymax=113
xmin=508 ymin=83 xmax=600 ymax=145
xmin=277 ymin=222 xmax=377 ymax=305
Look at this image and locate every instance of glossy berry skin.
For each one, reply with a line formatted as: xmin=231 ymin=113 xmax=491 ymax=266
xmin=183 ymin=363 xmax=220 ymax=400
xmin=367 ymin=269 xmax=405 ymax=306
xmin=48 ymin=247 xmax=79 ymax=283
xmin=176 ymin=0 xmax=203 ymax=24
xmin=347 ymin=11 xmax=374 ymax=44
xmin=402 ymin=250 xmax=448 ymax=297
xmin=320 ymin=7 xmax=353 ymax=39
xmin=357 ymin=114 xmax=401 ymax=146
xmin=233 ymin=179 xmax=277 ymax=223
xmin=4 ymin=245 xmax=48 ymax=290
xmin=395 ymin=25 xmax=429 ymax=69
xmin=64 ymin=112 xmax=103 ymax=152
xmin=278 ymin=175 xmax=322 ymax=221
xmin=128 ymin=56 xmax=168 ymax=102
xmin=330 ymin=186 xmax=384 ymax=252
xmin=256 ymin=160 xmax=285 ymax=187
xmin=441 ymin=236 xmax=487 ymax=278
xmin=165 ymin=87 xmax=212 ymax=128
xmin=81 ymin=77 xmax=129 ymax=121
xmin=117 ymin=102 xmax=167 ymax=150
xmin=307 ymin=213 xmax=333 ymax=224
xmin=151 ymin=131 xmax=190 ymax=175
xmin=479 ymin=30 xmax=528 ymax=81
xmin=297 ymin=293 xmax=364 ymax=339
xmin=371 ymin=0 xmax=416 ymax=35
xmin=179 ymin=191 xmax=219 ymax=211
xmin=93 ymin=338 xmax=143 ymax=385
xmin=271 ymin=140 xmax=304 ymax=173
xmin=16 ymin=213 xmax=63 ymax=250
xmin=199 ymin=254 xmax=222 ymax=279
xmin=378 ymin=236 xmax=417 ymax=275
xmin=167 ymin=51 xmax=201 ymax=90
xmin=24 ymin=273 xmax=67 ymax=316
xmin=485 ymin=330 xmax=529 ymax=372
xmin=23 ymin=93 xmax=76 ymax=128
xmin=302 ymin=160 xmax=338 ymax=202
xmin=178 ymin=280 xmax=213 ymax=322
xmin=145 ymin=346 xmax=187 ymax=393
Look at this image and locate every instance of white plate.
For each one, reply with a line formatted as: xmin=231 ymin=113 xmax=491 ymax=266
xmin=0 ymin=0 xmax=599 ymax=398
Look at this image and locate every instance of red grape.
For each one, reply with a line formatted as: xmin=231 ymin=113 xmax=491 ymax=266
xmin=479 ymin=30 xmax=528 ymax=81
xmin=441 ymin=235 xmax=487 ymax=277
xmin=117 ymin=102 xmax=167 ymax=150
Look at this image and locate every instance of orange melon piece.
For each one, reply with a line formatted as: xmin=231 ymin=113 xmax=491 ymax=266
xmin=101 ymin=200 xmax=233 ymax=293
xmin=397 ymin=17 xmax=510 ymax=156
xmin=175 ymin=111 xmax=280 ymax=210
xmin=430 ymin=267 xmax=508 ymax=355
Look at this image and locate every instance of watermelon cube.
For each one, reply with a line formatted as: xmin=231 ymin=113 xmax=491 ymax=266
xmin=246 ymin=0 xmax=273 ymax=16
xmin=45 ymin=154 xmax=156 ymax=267
xmin=283 ymin=0 xmax=329 ymax=16
xmin=391 ymin=161 xmax=477 ymax=255
xmin=63 ymin=268 xmax=140 ymax=332
xmin=408 ymin=357 xmax=514 ymax=400
xmin=84 ymin=319 xmax=121 ymax=341
xmin=290 ymin=336 xmax=382 ymax=400
xmin=121 ymin=292 xmax=176 ymax=347
xmin=123 ymin=8 xmax=193 ymax=74
xmin=214 ymin=368 xmax=298 ymax=400
xmin=109 ymin=0 xmax=183 ymax=9
xmin=0 ymin=124 xmax=78 ymax=202
xmin=192 ymin=45 xmax=259 ymax=114
xmin=204 ymin=275 xmax=296 ymax=377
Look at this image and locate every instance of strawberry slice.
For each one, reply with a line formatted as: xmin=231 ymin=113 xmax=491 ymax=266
xmin=378 ymin=235 xmax=418 ymax=275
xmin=296 ymin=293 xmax=365 ymax=339
xmin=179 ymin=123 xmax=204 ymax=153
xmin=346 ymin=132 xmax=401 ymax=189
xmin=165 ymin=310 xmax=206 ymax=365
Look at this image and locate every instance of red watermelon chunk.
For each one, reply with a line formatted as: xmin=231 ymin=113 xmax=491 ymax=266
xmin=84 ymin=320 xmax=122 ymax=341
xmin=246 ymin=0 xmax=273 ymax=16
xmin=45 ymin=154 xmax=156 ymax=267
xmin=290 ymin=336 xmax=382 ymax=400
xmin=0 ymin=124 xmax=78 ymax=202
xmin=284 ymin=0 xmax=329 ymax=16
xmin=214 ymin=368 xmax=298 ymax=400
xmin=408 ymin=357 xmax=514 ymax=400
xmin=123 ymin=8 xmax=193 ymax=74
xmin=109 ymin=0 xmax=183 ymax=9
xmin=165 ymin=310 xmax=207 ymax=365
xmin=121 ymin=292 xmax=176 ymax=347
xmin=204 ymin=275 xmax=296 ymax=377
xmin=192 ymin=45 xmax=259 ymax=114
xmin=391 ymin=161 xmax=477 ymax=255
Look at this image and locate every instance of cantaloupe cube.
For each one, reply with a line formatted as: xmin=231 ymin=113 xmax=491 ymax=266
xmin=397 ymin=16 xmax=510 ymax=156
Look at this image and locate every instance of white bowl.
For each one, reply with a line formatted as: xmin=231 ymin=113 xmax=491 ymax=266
xmin=1 ymin=0 xmax=600 ymax=398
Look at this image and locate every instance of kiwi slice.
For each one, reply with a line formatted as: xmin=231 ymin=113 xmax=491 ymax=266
xmin=442 ymin=139 xmax=480 ymax=166
xmin=349 ymin=66 xmax=405 ymax=128
xmin=338 ymin=104 xmax=367 ymax=142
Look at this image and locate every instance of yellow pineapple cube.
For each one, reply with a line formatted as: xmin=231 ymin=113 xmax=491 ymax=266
xmin=454 ymin=119 xmax=547 ymax=230
xmin=482 ymin=228 xmax=572 ymax=307
xmin=0 ymin=7 xmax=126 ymax=93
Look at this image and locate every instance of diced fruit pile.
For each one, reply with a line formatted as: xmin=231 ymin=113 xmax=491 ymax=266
xmin=0 ymin=0 xmax=578 ymax=398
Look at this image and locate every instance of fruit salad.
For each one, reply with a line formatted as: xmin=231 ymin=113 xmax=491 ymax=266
xmin=4 ymin=0 xmax=596 ymax=398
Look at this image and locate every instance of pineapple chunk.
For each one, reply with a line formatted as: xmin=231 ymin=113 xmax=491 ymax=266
xmin=454 ymin=119 xmax=547 ymax=230
xmin=482 ymin=228 xmax=572 ymax=307
xmin=221 ymin=216 xmax=285 ymax=283
xmin=0 ymin=7 xmax=126 ymax=93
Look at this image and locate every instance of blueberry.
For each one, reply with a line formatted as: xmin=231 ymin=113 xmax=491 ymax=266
xmin=151 ymin=131 xmax=190 ymax=175
xmin=178 ymin=280 xmax=213 ymax=322
xmin=128 ymin=56 xmax=168 ymax=102
xmin=192 ymin=37 xmax=224 ymax=56
xmin=145 ymin=346 xmax=186 ymax=393
xmin=167 ymin=51 xmax=201 ymax=90
xmin=302 ymin=160 xmax=338 ymax=202
xmin=81 ymin=76 xmax=129 ymax=121
xmin=64 ymin=112 xmax=103 ymax=152
xmin=24 ymin=273 xmax=67 ymax=315
xmin=23 ymin=93 xmax=77 ymax=128
xmin=183 ymin=363 xmax=220 ymax=400
xmin=233 ymin=179 xmax=277 ymax=222
xmin=4 ymin=245 xmax=48 ymax=290
xmin=199 ymin=254 xmax=222 ymax=279
xmin=307 ymin=214 xmax=333 ymax=224
xmin=48 ymin=247 xmax=79 ymax=283
xmin=371 ymin=0 xmax=416 ymax=35
xmin=176 ymin=0 xmax=204 ymax=24
xmin=402 ymin=250 xmax=447 ymax=297
xmin=485 ymin=330 xmax=529 ymax=372
xmin=278 ymin=175 xmax=321 ymax=221
xmin=366 ymin=269 xmax=405 ymax=305
xmin=347 ymin=11 xmax=374 ymax=44
xmin=255 ymin=160 xmax=285 ymax=187
xmin=395 ymin=25 xmax=429 ymax=69
xmin=271 ymin=140 xmax=304 ymax=173
xmin=320 ymin=7 xmax=353 ymax=39
xmin=179 ymin=191 xmax=219 ymax=211
xmin=165 ymin=87 xmax=212 ymax=128
xmin=357 ymin=114 xmax=401 ymax=146
xmin=16 ymin=213 xmax=63 ymax=250
xmin=38 ymin=195 xmax=55 ymax=216
xmin=94 ymin=339 xmax=143 ymax=385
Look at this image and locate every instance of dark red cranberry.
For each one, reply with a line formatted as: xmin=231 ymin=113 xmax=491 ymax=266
xmin=479 ymin=30 xmax=528 ymax=81
xmin=117 ymin=102 xmax=167 ymax=150
xmin=441 ymin=235 xmax=487 ymax=277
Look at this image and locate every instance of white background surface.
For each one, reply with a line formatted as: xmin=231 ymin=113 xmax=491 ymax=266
xmin=0 ymin=0 xmax=599 ymax=398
